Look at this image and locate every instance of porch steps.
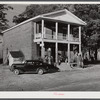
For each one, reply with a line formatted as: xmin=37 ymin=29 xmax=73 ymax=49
xmin=57 ymin=62 xmax=73 ymax=71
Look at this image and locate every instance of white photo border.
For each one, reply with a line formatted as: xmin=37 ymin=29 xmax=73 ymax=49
xmin=0 ymin=1 xmax=100 ymax=98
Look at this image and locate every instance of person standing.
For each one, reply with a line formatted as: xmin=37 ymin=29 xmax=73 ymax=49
xmin=77 ymin=53 xmax=83 ymax=68
xmin=45 ymin=48 xmax=54 ymax=65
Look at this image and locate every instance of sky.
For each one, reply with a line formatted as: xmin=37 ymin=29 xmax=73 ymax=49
xmin=6 ymin=4 xmax=28 ymax=27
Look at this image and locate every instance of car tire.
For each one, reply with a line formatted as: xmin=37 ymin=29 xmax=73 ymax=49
xmin=14 ymin=69 xmax=20 ymax=75
xmin=37 ymin=68 xmax=44 ymax=75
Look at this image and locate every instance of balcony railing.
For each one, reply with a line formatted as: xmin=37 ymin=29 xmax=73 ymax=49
xmin=35 ymin=33 xmax=41 ymax=39
xmin=58 ymin=34 xmax=68 ymax=41
xmin=69 ymin=34 xmax=79 ymax=42
xmin=70 ymin=38 xmax=79 ymax=42
xmin=44 ymin=34 xmax=56 ymax=39
xmin=35 ymin=33 xmax=79 ymax=42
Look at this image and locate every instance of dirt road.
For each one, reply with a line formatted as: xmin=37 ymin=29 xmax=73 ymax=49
xmin=0 ymin=64 xmax=100 ymax=91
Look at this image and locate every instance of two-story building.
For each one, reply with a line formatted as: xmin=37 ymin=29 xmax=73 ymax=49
xmin=2 ymin=9 xmax=86 ymax=65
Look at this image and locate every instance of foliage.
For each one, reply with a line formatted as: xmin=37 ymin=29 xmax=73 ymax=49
xmin=73 ymin=4 xmax=100 ymax=60
xmin=0 ymin=4 xmax=13 ymax=31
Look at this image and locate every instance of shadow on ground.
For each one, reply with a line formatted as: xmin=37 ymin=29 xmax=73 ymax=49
xmin=83 ymin=60 xmax=100 ymax=68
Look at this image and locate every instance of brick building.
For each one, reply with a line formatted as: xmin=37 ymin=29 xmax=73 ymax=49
xmin=2 ymin=9 xmax=86 ymax=64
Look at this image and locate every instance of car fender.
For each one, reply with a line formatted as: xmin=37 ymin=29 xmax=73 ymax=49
xmin=10 ymin=65 xmax=16 ymax=71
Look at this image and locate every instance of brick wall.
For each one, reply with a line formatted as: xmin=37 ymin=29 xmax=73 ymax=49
xmin=31 ymin=21 xmax=40 ymax=60
xmin=3 ymin=21 xmax=36 ymax=64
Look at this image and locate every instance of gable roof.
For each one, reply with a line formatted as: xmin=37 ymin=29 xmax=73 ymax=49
xmin=42 ymin=9 xmax=86 ymax=26
xmin=10 ymin=51 xmax=24 ymax=58
xmin=2 ymin=9 xmax=87 ymax=33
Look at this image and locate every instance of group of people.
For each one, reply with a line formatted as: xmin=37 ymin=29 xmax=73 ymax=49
xmin=44 ymin=48 xmax=84 ymax=68
xmin=58 ymin=52 xmax=84 ymax=68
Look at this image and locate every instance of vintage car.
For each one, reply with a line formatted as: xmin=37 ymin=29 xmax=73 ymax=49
xmin=9 ymin=60 xmax=59 ymax=75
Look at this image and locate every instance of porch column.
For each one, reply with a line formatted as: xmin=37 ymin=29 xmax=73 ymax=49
xmin=34 ymin=22 xmax=36 ymax=39
xmin=68 ymin=24 xmax=70 ymax=64
xmin=79 ymin=26 xmax=81 ymax=53
xmin=42 ymin=20 xmax=44 ymax=39
xmin=41 ymin=20 xmax=45 ymax=58
xmin=55 ymin=22 xmax=58 ymax=63
xmin=41 ymin=42 xmax=45 ymax=58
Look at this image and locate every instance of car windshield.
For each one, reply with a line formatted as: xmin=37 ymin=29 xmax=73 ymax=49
xmin=24 ymin=60 xmax=43 ymax=65
xmin=34 ymin=62 xmax=41 ymax=65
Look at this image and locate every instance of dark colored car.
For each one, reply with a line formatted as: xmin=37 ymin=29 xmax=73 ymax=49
xmin=9 ymin=60 xmax=59 ymax=75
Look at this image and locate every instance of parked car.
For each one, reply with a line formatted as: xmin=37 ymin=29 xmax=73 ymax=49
xmin=9 ymin=60 xmax=59 ymax=75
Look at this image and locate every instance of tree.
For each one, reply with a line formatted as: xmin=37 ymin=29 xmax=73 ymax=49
xmin=74 ymin=4 xmax=100 ymax=60
xmin=0 ymin=4 xmax=13 ymax=32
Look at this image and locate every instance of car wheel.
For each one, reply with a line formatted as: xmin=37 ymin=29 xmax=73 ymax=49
xmin=37 ymin=68 xmax=44 ymax=75
xmin=14 ymin=69 xmax=20 ymax=75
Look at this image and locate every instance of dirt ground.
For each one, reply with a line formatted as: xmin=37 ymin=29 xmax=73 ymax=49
xmin=0 ymin=64 xmax=100 ymax=91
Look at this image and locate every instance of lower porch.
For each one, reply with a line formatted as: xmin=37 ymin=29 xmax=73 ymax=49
xmin=35 ymin=42 xmax=81 ymax=65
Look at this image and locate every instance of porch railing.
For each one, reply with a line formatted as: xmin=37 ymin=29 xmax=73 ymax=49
xmin=57 ymin=34 xmax=68 ymax=41
xmin=71 ymin=38 xmax=79 ymax=42
xmin=44 ymin=34 xmax=56 ymax=39
xmin=35 ymin=33 xmax=41 ymax=39
xmin=69 ymin=37 xmax=79 ymax=42
xmin=35 ymin=33 xmax=79 ymax=42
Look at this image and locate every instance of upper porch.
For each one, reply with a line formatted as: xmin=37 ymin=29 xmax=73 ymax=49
xmin=33 ymin=9 xmax=86 ymax=44
xmin=34 ymin=20 xmax=81 ymax=44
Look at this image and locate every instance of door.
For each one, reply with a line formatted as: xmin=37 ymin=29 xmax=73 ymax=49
xmin=24 ymin=61 xmax=34 ymax=72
